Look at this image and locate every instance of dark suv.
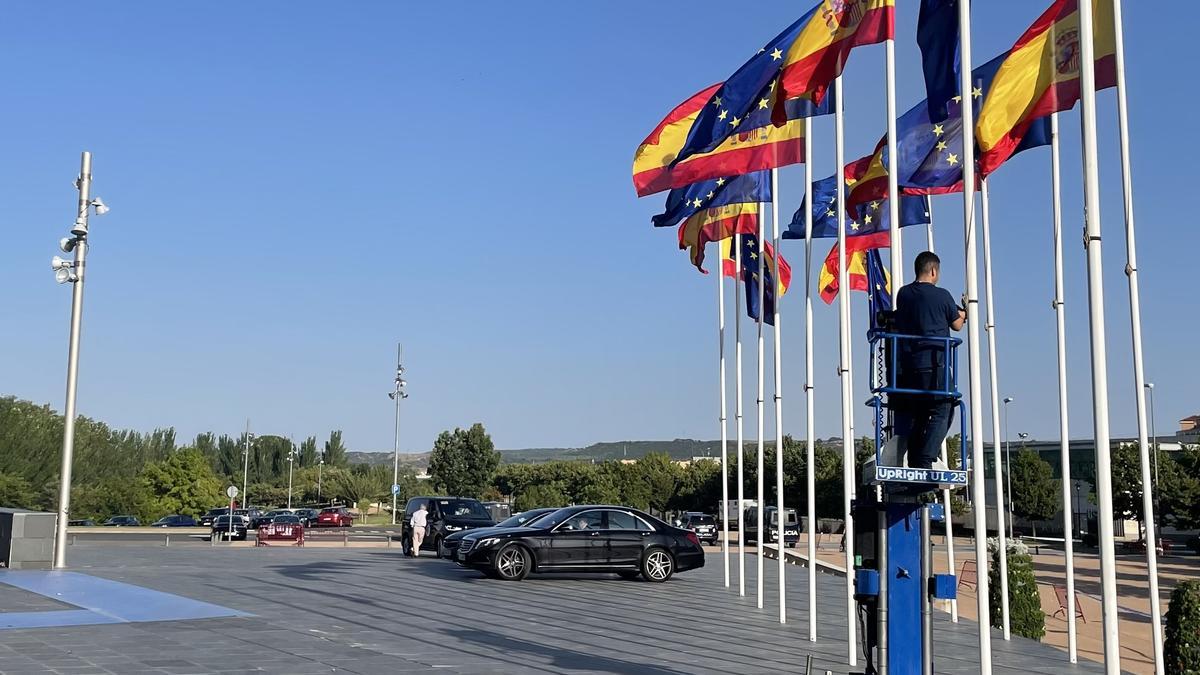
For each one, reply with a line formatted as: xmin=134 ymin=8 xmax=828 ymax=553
xmin=401 ymin=497 xmax=495 ymax=558
xmin=679 ymin=513 xmax=718 ymax=546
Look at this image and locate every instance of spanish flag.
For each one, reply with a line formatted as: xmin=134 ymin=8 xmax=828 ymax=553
xmin=976 ymin=0 xmax=1116 ymax=177
xmin=843 ymin=145 xmax=889 ymax=218
xmin=681 ymin=203 xmax=762 ymax=273
xmin=819 ymin=231 xmax=890 ymax=304
xmin=633 ymin=85 xmax=830 ymax=198
xmin=778 ymin=0 xmax=895 ymax=107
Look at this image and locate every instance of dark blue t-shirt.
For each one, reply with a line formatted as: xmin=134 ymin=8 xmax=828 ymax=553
xmin=894 ymin=281 xmax=960 ymax=371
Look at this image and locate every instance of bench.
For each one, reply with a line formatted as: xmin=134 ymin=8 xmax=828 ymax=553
xmin=1052 ymin=584 xmax=1087 ymax=623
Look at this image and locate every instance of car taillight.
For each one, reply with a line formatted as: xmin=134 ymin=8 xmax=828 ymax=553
xmin=686 ymin=532 xmax=701 ymax=547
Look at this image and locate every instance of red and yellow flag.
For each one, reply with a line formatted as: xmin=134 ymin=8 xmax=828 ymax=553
xmin=819 ymin=231 xmax=889 ymax=304
xmin=677 ymin=203 xmax=762 ymax=273
xmin=976 ymin=0 xmax=1116 ymax=176
xmin=778 ymin=0 xmax=895 ymax=105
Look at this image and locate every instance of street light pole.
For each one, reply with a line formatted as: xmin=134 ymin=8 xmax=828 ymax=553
xmin=389 ymin=344 xmax=409 ymax=525
xmin=318 ymin=457 xmax=324 ymax=503
xmin=52 ymin=151 xmax=107 ymax=570
xmin=287 ymin=445 xmax=295 ymax=509
xmin=1003 ymin=396 xmax=1014 ymax=539
xmin=242 ymin=421 xmax=251 ymax=509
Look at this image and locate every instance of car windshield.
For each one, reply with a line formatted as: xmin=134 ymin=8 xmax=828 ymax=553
xmin=321 ymin=508 xmax=341 ymax=514
xmin=205 ymin=509 xmax=227 ymax=516
xmin=273 ymin=515 xmax=300 ymax=523
xmin=529 ymin=508 xmax=580 ymax=529
xmin=213 ymin=516 xmax=239 ymax=525
xmin=497 ymin=509 xmax=552 ymax=528
xmin=689 ymin=516 xmax=715 ymax=525
xmin=439 ymin=499 xmax=490 ymax=519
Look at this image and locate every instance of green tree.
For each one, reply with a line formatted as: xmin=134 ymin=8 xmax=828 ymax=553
xmin=1165 ymin=580 xmax=1200 ymax=675
xmin=213 ymin=434 xmax=242 ymax=478
xmin=324 ymin=430 xmax=348 ymax=468
xmin=428 ymin=423 xmax=500 ymax=498
xmin=330 ymin=466 xmax=389 ymax=509
xmin=1009 ymin=450 xmax=1060 ymax=536
xmin=635 ymin=452 xmax=681 ymax=516
xmin=1161 ymin=446 xmax=1200 ymax=531
xmin=988 ymin=539 xmax=1044 ymax=640
xmin=514 ymin=483 xmax=568 ymax=512
xmin=0 ymin=472 xmax=35 ymax=509
xmin=299 ymin=436 xmax=318 ymax=468
xmin=138 ymin=448 xmax=225 ymax=519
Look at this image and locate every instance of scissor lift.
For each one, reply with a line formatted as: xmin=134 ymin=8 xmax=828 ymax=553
xmin=852 ymin=331 xmax=969 ymax=675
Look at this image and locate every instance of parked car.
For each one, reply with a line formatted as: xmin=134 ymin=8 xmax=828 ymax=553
xmin=254 ymin=509 xmax=293 ymax=529
xmin=67 ymin=519 xmax=95 ymax=527
xmin=315 ymin=506 xmax=354 ymax=527
xmin=742 ymin=506 xmax=800 ymax=548
xmin=293 ymin=508 xmax=320 ymax=526
xmin=455 ymin=505 xmax=705 ymax=582
xmin=679 ymin=512 xmax=719 ymax=546
xmin=441 ymin=507 xmax=558 ymax=559
xmin=150 ymin=514 xmax=197 ymax=527
xmin=271 ymin=514 xmax=303 ymax=525
xmin=401 ymin=496 xmax=495 ymax=558
xmin=103 ymin=515 xmax=140 ymax=527
xmin=211 ymin=515 xmax=249 ymax=541
xmin=200 ymin=508 xmax=229 ymax=527
xmin=234 ymin=508 xmax=263 ymax=528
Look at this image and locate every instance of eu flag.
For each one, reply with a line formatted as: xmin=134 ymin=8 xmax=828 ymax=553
xmin=917 ymin=0 xmax=960 ymax=123
xmin=783 ymin=174 xmax=930 ymax=240
xmin=890 ymin=51 xmax=1051 ymax=195
xmin=652 ymin=172 xmax=770 ymax=230
xmin=731 ymin=234 xmax=790 ymax=326
xmin=866 ymin=248 xmax=892 ymax=330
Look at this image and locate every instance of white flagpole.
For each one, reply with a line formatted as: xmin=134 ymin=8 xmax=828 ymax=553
xmin=1111 ymin=3 xmax=1164 ymax=671
xmin=833 ymin=74 xmax=856 ymax=667
xmin=885 ymin=31 xmax=903 ymax=299
xmin=803 ymin=118 xmax=818 ymax=643
xmin=756 ymin=200 xmax=767 ymax=611
xmin=719 ymin=233 xmax=730 ymax=590
xmin=929 ymin=203 xmax=960 ymax=624
xmin=1049 ymin=112 xmax=1078 ymax=663
xmin=736 ymin=234 xmax=746 ymax=597
xmin=771 ymin=168 xmax=786 ymax=624
xmin=980 ymin=180 xmax=1011 ymax=640
xmin=1077 ymin=0 xmax=1122 ymax=669
xmin=957 ymin=0 xmax=993 ymax=670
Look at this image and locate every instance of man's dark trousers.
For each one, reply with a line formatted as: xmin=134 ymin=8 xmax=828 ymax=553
xmin=899 ymin=368 xmax=954 ymax=469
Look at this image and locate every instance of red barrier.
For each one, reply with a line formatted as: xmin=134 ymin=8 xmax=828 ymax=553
xmin=256 ymin=523 xmax=305 ymax=547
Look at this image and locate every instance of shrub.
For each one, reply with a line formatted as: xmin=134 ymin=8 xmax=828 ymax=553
xmin=1165 ymin=580 xmax=1200 ymax=675
xmin=987 ymin=538 xmax=1045 ymax=640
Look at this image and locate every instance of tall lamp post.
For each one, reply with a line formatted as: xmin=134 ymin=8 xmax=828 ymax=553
xmin=242 ymin=424 xmax=253 ymax=509
xmin=51 ymin=151 xmax=109 ymax=569
xmin=318 ymin=456 xmax=325 ymax=503
xmin=388 ymin=344 xmax=409 ymax=525
xmin=1003 ymin=396 xmax=1015 ymax=539
xmin=286 ymin=445 xmax=295 ymax=509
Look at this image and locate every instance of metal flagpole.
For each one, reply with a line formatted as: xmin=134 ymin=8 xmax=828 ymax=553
xmin=803 ymin=118 xmax=818 ymax=643
xmin=242 ymin=420 xmax=250 ymax=510
xmin=756 ymin=197 xmax=766 ymax=611
xmin=929 ymin=203 xmax=960 ymax=623
xmin=957 ymin=0 xmax=993 ymax=669
xmin=885 ymin=29 xmax=903 ymax=299
xmin=1049 ymin=112 xmax=1078 ymax=663
xmin=719 ymin=240 xmax=731 ymax=589
xmin=1111 ymin=3 xmax=1163 ymax=670
xmin=771 ymin=168 xmax=786 ymax=624
xmin=736 ymin=234 xmax=747 ymax=597
xmin=980 ymin=180 xmax=1011 ymax=640
xmin=391 ymin=344 xmax=402 ymax=525
xmin=1077 ymin=0 xmax=1121 ymax=669
xmin=833 ymin=75 xmax=856 ymax=667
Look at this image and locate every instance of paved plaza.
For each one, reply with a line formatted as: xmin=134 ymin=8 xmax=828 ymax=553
xmin=0 ymin=542 xmax=1106 ymax=675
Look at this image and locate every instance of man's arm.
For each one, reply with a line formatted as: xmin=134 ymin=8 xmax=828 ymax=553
xmin=949 ymin=292 xmax=966 ymax=331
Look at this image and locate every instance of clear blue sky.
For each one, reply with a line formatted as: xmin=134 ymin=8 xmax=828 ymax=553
xmin=1 ymin=2 xmax=1195 ymax=454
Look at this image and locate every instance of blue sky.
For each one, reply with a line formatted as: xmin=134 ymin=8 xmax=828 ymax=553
xmin=1 ymin=2 xmax=1195 ymax=454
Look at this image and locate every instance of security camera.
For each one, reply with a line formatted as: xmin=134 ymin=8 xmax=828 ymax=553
xmin=51 ymin=256 xmax=71 ymax=270
xmin=90 ymin=197 xmax=109 ymax=215
xmin=388 ymin=392 xmax=397 ymax=400
xmin=59 ymin=237 xmax=76 ymax=253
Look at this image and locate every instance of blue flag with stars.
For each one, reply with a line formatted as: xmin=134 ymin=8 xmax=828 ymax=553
xmin=782 ymin=174 xmax=930 ymax=240
xmin=652 ymin=172 xmax=770 ymax=230
xmin=733 ymin=234 xmax=779 ymax=326
xmin=891 ymin=51 xmax=1051 ymax=194
xmin=866 ymin=248 xmax=892 ymax=330
xmin=917 ymin=0 xmax=960 ymax=123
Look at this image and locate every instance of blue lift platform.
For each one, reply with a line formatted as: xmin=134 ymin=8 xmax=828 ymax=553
xmin=852 ymin=331 xmax=969 ymax=675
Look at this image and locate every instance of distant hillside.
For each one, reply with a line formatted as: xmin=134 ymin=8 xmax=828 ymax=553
xmin=348 ymin=438 xmax=843 ymax=469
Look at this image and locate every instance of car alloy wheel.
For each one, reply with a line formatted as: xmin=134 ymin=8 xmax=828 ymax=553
xmin=436 ymin=537 xmax=447 ymax=559
xmin=494 ymin=544 xmax=529 ymax=581
xmin=642 ymin=548 xmax=674 ymax=582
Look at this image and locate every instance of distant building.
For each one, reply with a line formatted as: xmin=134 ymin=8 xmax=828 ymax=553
xmin=1177 ymin=415 xmax=1200 ymax=443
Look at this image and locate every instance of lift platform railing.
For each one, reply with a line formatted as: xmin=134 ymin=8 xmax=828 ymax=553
xmin=866 ymin=331 xmax=969 ymax=487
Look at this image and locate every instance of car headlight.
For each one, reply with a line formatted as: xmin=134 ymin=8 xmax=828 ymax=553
xmin=445 ymin=525 xmax=463 ymax=532
xmin=476 ymin=537 xmax=501 ymax=548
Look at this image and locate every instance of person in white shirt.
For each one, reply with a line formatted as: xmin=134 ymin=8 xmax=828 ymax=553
xmin=409 ymin=503 xmax=428 ymax=557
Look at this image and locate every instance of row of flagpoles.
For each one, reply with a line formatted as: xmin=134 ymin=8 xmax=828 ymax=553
xmin=633 ymin=1 xmax=1158 ymax=674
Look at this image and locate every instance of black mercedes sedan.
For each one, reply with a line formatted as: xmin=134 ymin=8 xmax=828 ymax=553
xmin=454 ymin=505 xmax=704 ymax=582
xmin=440 ymin=507 xmax=559 ymax=559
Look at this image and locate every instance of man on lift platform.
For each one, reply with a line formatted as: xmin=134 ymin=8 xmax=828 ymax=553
xmin=893 ymin=251 xmax=965 ymax=471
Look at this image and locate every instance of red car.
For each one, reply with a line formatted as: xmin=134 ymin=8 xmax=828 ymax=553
xmin=315 ymin=506 xmax=354 ymax=527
